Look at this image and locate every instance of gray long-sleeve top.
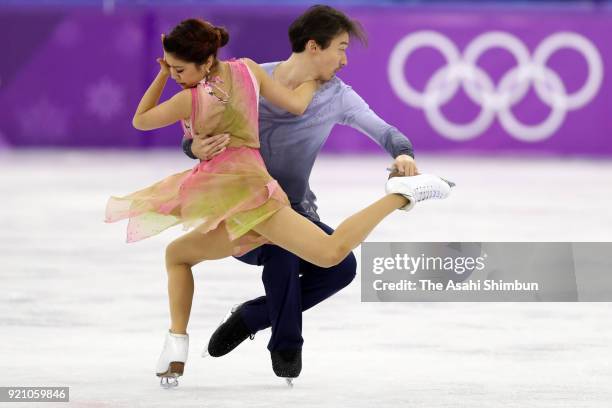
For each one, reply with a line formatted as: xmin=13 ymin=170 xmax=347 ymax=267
xmin=183 ymin=61 xmax=414 ymax=221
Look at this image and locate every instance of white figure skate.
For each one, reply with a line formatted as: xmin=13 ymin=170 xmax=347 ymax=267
xmin=156 ymin=331 xmax=189 ymax=388
xmin=385 ymin=174 xmax=454 ymax=211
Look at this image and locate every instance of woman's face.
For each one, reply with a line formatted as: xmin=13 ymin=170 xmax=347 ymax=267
xmin=164 ymin=52 xmax=209 ymax=89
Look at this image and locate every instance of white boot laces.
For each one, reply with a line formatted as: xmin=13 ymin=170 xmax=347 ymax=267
xmin=414 ymin=184 xmax=442 ymax=202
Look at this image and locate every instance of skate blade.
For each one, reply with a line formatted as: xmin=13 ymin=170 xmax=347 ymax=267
xmin=157 ymin=361 xmax=184 ymax=388
xmin=440 ymin=177 xmax=456 ymax=188
xmin=201 ymin=347 xmax=210 ymax=358
xmin=285 ymin=378 xmax=294 ymax=388
xmin=159 ymin=376 xmax=179 ymax=389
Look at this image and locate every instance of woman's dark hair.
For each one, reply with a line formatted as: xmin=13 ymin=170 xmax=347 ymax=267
xmin=163 ymin=18 xmax=229 ymax=66
xmin=288 ymin=5 xmax=366 ymax=53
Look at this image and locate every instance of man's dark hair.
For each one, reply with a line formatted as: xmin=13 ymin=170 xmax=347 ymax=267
xmin=288 ymin=5 xmax=367 ymax=53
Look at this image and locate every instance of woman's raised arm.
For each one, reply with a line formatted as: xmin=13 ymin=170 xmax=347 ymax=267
xmin=243 ymin=58 xmax=318 ymax=116
xmin=132 ymin=46 xmax=192 ymax=131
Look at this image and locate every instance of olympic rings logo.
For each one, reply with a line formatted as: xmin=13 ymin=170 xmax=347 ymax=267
xmin=388 ymin=31 xmax=604 ymax=142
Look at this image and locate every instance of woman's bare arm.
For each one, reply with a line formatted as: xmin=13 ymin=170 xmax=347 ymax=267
xmin=243 ymin=58 xmax=317 ymax=115
xmin=132 ymin=59 xmax=192 ymax=131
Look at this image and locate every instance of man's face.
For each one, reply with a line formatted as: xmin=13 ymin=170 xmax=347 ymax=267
xmin=313 ymin=31 xmax=349 ymax=81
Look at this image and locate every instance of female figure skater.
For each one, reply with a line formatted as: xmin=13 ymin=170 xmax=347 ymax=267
xmin=105 ymin=18 xmax=452 ymax=387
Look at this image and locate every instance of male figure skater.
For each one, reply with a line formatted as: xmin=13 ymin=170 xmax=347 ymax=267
xmin=182 ymin=5 xmax=417 ymax=381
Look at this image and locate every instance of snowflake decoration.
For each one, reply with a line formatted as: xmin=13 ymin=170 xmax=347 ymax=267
xmin=17 ymin=97 xmax=70 ymax=142
xmin=114 ymin=23 xmax=144 ymax=58
xmin=54 ymin=20 xmax=80 ymax=48
xmin=85 ymin=77 xmax=125 ymax=122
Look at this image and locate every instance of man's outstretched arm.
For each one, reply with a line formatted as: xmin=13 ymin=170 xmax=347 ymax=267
xmin=340 ymin=86 xmax=417 ymax=176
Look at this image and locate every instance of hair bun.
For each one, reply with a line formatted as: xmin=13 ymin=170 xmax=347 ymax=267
xmin=215 ymin=26 xmax=230 ymax=47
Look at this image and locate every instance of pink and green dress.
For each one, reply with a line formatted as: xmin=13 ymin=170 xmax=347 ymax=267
xmin=105 ymin=59 xmax=289 ymax=256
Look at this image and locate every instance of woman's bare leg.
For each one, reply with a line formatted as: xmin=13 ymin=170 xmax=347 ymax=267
xmin=253 ymin=194 xmax=407 ymax=268
xmin=164 ymin=193 xmax=407 ymax=333
xmin=164 ymin=225 xmax=235 ymax=334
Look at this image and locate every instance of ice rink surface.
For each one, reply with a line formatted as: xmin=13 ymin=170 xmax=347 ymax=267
xmin=1 ymin=150 xmax=611 ymax=407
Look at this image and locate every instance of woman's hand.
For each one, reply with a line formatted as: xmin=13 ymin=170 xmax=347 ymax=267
xmin=157 ymin=34 xmax=170 ymax=76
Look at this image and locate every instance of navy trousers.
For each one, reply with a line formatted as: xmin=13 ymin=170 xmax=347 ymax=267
xmin=235 ymin=220 xmax=357 ymax=352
